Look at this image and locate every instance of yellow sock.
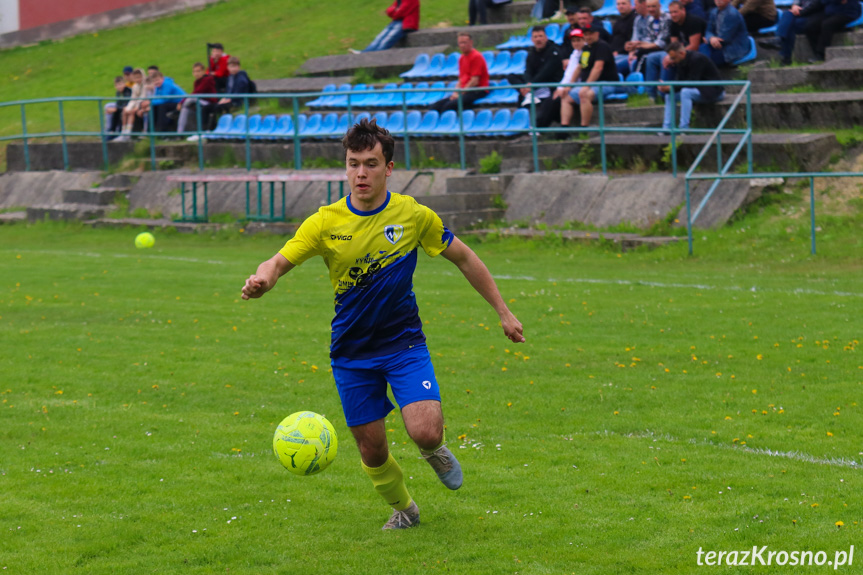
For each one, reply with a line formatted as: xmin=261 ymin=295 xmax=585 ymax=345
xmin=362 ymin=453 xmax=413 ymax=511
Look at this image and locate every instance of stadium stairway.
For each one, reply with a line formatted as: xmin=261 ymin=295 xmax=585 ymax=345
xmin=414 ymin=173 xmax=509 ymax=230
xmin=26 ymin=182 xmax=131 ymax=222
xmin=298 ymin=45 xmax=450 ymax=80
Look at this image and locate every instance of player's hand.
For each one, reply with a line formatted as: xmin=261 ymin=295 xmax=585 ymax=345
xmin=241 ymin=274 xmax=269 ymax=300
xmin=500 ymin=310 xmax=525 ymax=343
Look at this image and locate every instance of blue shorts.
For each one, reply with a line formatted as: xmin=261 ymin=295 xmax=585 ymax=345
xmin=331 ymin=343 xmax=441 ymax=427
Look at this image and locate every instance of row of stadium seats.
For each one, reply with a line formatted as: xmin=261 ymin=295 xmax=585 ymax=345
xmin=400 ymin=50 xmax=527 ymax=79
xmin=497 ymin=21 xmax=612 ymax=50
xmin=307 ymin=80 xmax=520 ymax=109
xmin=205 ymin=109 xmax=531 ymax=140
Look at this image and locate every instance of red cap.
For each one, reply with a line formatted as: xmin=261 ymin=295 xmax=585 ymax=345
xmin=569 ymin=28 xmax=584 ymax=39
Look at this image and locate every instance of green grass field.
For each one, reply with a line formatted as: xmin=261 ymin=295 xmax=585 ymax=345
xmin=2 ymin=217 xmax=862 ymax=574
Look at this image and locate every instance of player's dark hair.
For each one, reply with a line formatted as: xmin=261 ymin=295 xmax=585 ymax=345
xmin=342 ymin=118 xmax=395 ymax=164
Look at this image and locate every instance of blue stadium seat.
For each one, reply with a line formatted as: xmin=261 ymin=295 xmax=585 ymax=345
xmin=626 ymin=71 xmax=645 ymax=95
xmin=406 ymin=110 xmax=423 ymax=135
xmin=301 ymin=113 xmax=323 ymax=137
xmin=487 ymin=108 xmax=512 ymax=137
xmin=417 ymin=110 xmax=440 ymax=136
xmin=496 ymin=28 xmax=531 ymax=50
xmin=317 ymin=113 xmax=339 ymax=138
xmin=475 ymin=80 xmax=498 ymax=105
xmin=774 ymin=0 xmax=793 ymax=6
xmin=386 ymin=111 xmax=406 ymax=135
xmin=254 ymin=114 xmax=277 ymax=139
xmin=506 ymin=51 xmax=528 ymax=75
xmin=307 ymin=84 xmax=335 ymax=108
xmin=328 ymin=84 xmax=353 ymax=108
xmin=224 ymin=114 xmax=247 ymax=139
xmin=483 ymin=51 xmax=496 ymax=72
xmin=401 ymin=53 xmax=431 ymax=79
xmin=467 ymin=109 xmax=493 ymax=136
xmin=437 ymin=53 xmax=461 ymax=78
xmin=603 ymin=19 xmax=613 ymax=35
xmin=347 ymin=84 xmax=368 ymax=108
xmin=545 ymin=23 xmax=562 ymax=44
xmin=847 ymin=3 xmax=863 ymax=28
xmin=593 ymin=0 xmax=619 ymax=17
xmin=504 ymin=108 xmax=531 ymax=135
xmin=352 ymin=111 xmax=372 ymax=125
xmin=453 ymin=109 xmax=476 ymax=136
xmin=272 ymin=115 xmax=294 ymax=139
xmin=422 ymin=81 xmax=447 ymax=106
xmin=730 ymin=36 xmax=757 ymax=66
xmin=330 ymin=113 xmax=350 ymax=139
xmin=372 ymin=111 xmax=388 ymax=127
xmin=404 ymin=82 xmax=428 ymax=106
xmin=243 ymin=114 xmax=261 ymax=138
xmin=493 ymin=78 xmax=519 ymax=104
xmin=431 ymin=110 xmax=457 ymax=136
xmin=209 ymin=114 xmax=233 ymax=138
xmin=758 ymin=24 xmax=778 ymax=35
xmin=489 ymin=51 xmax=512 ymax=76
xmin=422 ymin=54 xmax=446 ymax=79
xmin=605 ymin=74 xmax=629 ymax=101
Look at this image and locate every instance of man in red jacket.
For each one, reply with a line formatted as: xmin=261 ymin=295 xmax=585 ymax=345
xmin=352 ymin=0 xmax=420 ymax=52
xmin=208 ymin=42 xmax=231 ymax=92
xmin=178 ymin=62 xmax=218 ymax=135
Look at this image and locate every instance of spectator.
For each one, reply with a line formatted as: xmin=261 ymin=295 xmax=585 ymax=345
xmin=732 ymin=0 xmax=778 ymax=34
xmin=763 ymin=0 xmax=818 ymax=65
xmin=611 ymin=0 xmax=638 ymax=75
xmin=803 ymin=0 xmax=860 ymax=62
xmin=104 ymin=75 xmax=130 ymax=137
xmin=147 ymin=65 xmax=160 ymax=81
xmin=577 ymin=7 xmax=613 ymax=44
xmin=659 ymin=40 xmax=724 ymax=131
xmin=178 ymin=62 xmax=218 ymax=136
xmin=555 ymin=28 xmax=587 ymax=130
xmin=469 ymin=0 xmax=489 ymax=25
xmin=116 ymin=68 xmax=146 ymax=141
xmin=700 ymin=0 xmax=750 ymax=67
xmin=507 ymin=26 xmax=564 ymax=128
xmin=626 ymin=0 xmax=672 ymax=73
xmin=681 ymin=0 xmax=707 ymax=20
xmin=150 ymin=70 xmax=186 ymax=133
xmin=122 ymin=65 xmax=135 ymax=88
xmin=531 ymin=0 xmax=559 ymax=19
xmin=571 ymin=24 xmax=624 ymax=127
xmin=351 ymin=0 xmax=420 ymax=53
xmin=644 ymin=0 xmax=705 ymax=99
xmin=561 ymin=8 xmax=583 ymax=64
xmin=212 ymin=56 xmax=253 ymax=120
xmin=430 ymin=33 xmax=490 ymax=113
xmin=208 ymin=42 xmax=231 ymax=92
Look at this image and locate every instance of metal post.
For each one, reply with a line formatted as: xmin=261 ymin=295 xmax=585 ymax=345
xmin=716 ymin=132 xmax=722 ymax=172
xmin=339 ymin=181 xmax=344 ymax=199
xmin=20 ymin=103 xmax=30 ymax=172
xmin=245 ymin=181 xmax=250 ymax=217
xmin=181 ymin=182 xmax=187 ymax=220
xmin=195 ymin=97 xmax=204 ymax=171
xmin=98 ymin=99 xmax=109 ymax=171
xmin=59 ymin=101 xmax=69 ymax=171
xmin=292 ymin=97 xmax=301 ymax=169
xmin=457 ymin=90 xmax=466 ymax=170
xmin=809 ymin=176 xmax=816 ymax=255
xmin=598 ymin=85 xmax=606 ymax=175
xmin=204 ymin=182 xmax=209 ymax=221
xmin=327 ymin=182 xmax=332 ymax=204
xmin=686 ymin=178 xmax=693 ymax=256
xmin=745 ymin=84 xmax=753 ymax=174
xmin=192 ymin=182 xmax=198 ymax=220
xmin=244 ymin=96 xmax=251 ymax=171
xmin=148 ymin=108 xmax=156 ymax=171
xmin=529 ymin=86 xmax=539 ymax=173
xmin=257 ymin=180 xmax=263 ymax=217
xmin=669 ymin=88 xmax=677 ymax=177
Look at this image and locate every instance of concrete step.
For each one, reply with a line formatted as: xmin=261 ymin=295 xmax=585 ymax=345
xmin=62 ymin=187 xmax=130 ymax=205
xmin=700 ymin=90 xmax=863 ymax=130
xmin=756 ymin=30 xmax=863 ymax=66
xmin=445 ymin=174 xmax=513 ymax=194
xmin=27 ymin=202 xmax=108 ymax=222
xmin=487 ymin=1 xmax=534 ymax=24
xmin=749 ymin=58 xmax=863 ymax=92
xmin=435 ymin=208 xmax=506 ymax=231
xmin=415 ymin=191 xmax=502 ymax=212
xmin=258 ymin=76 xmax=355 ymax=95
xmin=826 ymin=45 xmax=863 ymax=61
xmin=0 ymin=211 xmax=26 ymax=224
xmin=297 ymin=45 xmax=450 ymax=79
xmin=404 ymin=23 xmax=526 ymax=51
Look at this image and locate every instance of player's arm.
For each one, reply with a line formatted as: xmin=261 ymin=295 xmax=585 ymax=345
xmin=441 ymin=237 xmax=525 ymax=343
xmin=241 ymin=253 xmax=295 ymax=300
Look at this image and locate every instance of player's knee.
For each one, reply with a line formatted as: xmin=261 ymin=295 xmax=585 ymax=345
xmin=411 ymin=427 xmax=443 ymax=451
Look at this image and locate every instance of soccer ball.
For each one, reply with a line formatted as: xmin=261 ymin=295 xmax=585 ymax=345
xmin=273 ymin=411 xmax=338 ymax=476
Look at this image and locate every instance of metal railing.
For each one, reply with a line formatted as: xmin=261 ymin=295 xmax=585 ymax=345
xmin=1 ymin=80 xmax=750 ymax=176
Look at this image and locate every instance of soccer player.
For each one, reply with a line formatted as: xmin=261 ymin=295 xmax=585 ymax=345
xmin=241 ymin=119 xmax=524 ymax=530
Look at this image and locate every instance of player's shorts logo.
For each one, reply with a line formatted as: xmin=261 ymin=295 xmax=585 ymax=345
xmin=384 ymin=224 xmax=404 ymax=245
xmin=422 ymin=380 xmax=432 ymax=389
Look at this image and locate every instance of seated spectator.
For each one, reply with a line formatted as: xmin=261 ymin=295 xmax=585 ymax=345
xmin=430 ymin=33 xmax=490 ymax=113
xmin=644 ymin=1 xmax=705 ymax=100
xmin=659 ymin=41 xmax=724 ymax=131
xmin=699 ymin=0 xmax=751 ymax=67
xmin=570 ymin=24 xmax=624 ymax=127
xmin=611 ymin=0 xmax=638 ymax=75
xmin=803 ymin=0 xmax=860 ymax=61
xmin=208 ymin=43 xmax=231 ymax=92
xmin=468 ymin=0 xmax=490 ymax=25
xmin=507 ymin=25 xmax=564 ymax=128
xmin=122 ymin=66 xmax=135 ymax=88
xmin=116 ymin=68 xmax=146 ymax=141
xmin=147 ymin=65 xmax=160 ymax=81
xmin=555 ymin=28 xmax=587 ymax=130
xmin=105 ymin=76 xmax=131 ymax=136
xmin=577 ymin=7 xmax=613 ymax=44
xmin=150 ymin=70 xmax=186 ymax=133
xmin=625 ymin=0 xmax=672 ymax=73
xmin=351 ymin=0 xmax=420 ymax=53
xmin=561 ymin=8 xmax=583 ymax=64
xmin=178 ymin=62 xmax=218 ymax=135
xmin=681 ymin=0 xmax=707 ymax=20
xmin=211 ymin=56 xmax=253 ymax=120
xmin=764 ymin=0 xmax=816 ymax=64
xmin=732 ymin=0 xmax=777 ymax=34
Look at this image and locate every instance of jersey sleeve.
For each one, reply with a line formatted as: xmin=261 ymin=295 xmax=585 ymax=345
xmin=278 ymin=211 xmax=323 ymax=265
xmin=416 ymin=202 xmax=454 ymax=258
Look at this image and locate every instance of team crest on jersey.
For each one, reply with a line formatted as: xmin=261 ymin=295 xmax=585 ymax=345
xmin=383 ymin=224 xmax=404 ymax=245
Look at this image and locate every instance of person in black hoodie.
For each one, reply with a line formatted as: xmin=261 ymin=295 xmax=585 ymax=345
xmin=507 ymin=26 xmax=564 ymax=128
xmin=658 ymin=41 xmax=724 ymax=131
xmin=212 ymin=56 xmax=252 ymax=119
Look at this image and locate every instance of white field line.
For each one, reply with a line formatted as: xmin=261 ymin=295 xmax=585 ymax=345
xmin=583 ymin=429 xmax=861 ymax=469
xmin=8 ymin=248 xmax=224 ymax=265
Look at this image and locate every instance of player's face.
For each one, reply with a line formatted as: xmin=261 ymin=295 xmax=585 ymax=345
xmin=346 ymin=142 xmax=393 ymax=210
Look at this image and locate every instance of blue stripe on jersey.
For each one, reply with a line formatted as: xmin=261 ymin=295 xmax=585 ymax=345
xmin=330 ymin=248 xmax=425 ymax=359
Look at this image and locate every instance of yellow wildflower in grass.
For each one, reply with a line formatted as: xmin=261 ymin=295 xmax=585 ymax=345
xmin=836 ymin=521 xmax=844 ymax=528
